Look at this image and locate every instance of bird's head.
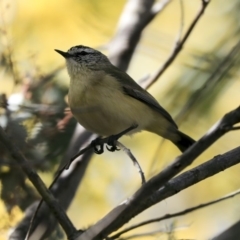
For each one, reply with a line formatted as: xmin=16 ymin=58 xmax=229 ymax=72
xmin=55 ymin=45 xmax=110 ymax=77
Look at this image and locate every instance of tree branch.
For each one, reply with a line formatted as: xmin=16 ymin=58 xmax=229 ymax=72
xmin=111 ymin=162 xmax=240 ymax=239
xmin=76 ymin=106 xmax=240 ymax=240
xmin=9 ymin=127 xmax=93 ymax=240
xmin=0 ymin=126 xmax=78 ymax=240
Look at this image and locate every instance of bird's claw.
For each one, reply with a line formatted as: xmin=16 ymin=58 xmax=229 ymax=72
xmin=91 ymin=138 xmax=104 ymax=154
xmin=106 ymin=135 xmax=120 ymax=152
xmin=91 ymin=125 xmax=138 ymax=154
xmin=106 ymin=144 xmax=120 ymax=152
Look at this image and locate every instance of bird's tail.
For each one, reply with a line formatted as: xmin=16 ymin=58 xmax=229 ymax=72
xmin=173 ymin=131 xmax=195 ymax=152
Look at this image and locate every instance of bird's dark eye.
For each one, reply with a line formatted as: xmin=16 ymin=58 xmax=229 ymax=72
xmin=79 ymin=51 xmax=88 ymax=56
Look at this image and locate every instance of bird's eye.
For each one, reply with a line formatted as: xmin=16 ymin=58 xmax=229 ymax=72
xmin=79 ymin=51 xmax=88 ymax=56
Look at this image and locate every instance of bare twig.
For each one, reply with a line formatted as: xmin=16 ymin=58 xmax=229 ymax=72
xmin=118 ymin=229 xmax=164 ymax=240
xmin=111 ymin=189 xmax=240 ymax=239
xmin=178 ymin=0 xmax=184 ymax=41
xmin=228 ymin=126 xmax=240 ymax=130
xmin=143 ymin=0 xmax=210 ymax=89
xmin=65 ymin=144 xmax=93 ymax=170
xmin=116 ymin=141 xmax=146 ymax=184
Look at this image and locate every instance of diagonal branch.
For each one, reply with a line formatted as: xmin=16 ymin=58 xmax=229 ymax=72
xmin=76 ymin=106 xmax=240 ymax=240
xmin=0 ymin=126 xmax=78 ymax=240
xmin=111 ymin=183 xmax=240 ymax=238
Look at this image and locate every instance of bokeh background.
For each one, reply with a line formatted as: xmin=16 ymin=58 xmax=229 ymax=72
xmin=0 ymin=0 xmax=240 ymax=239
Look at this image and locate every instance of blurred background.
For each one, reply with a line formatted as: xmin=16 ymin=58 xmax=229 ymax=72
xmin=0 ymin=0 xmax=240 ymax=239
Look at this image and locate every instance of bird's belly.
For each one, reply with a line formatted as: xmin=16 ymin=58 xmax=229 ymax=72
xmin=68 ymin=84 xmax=152 ymax=136
xmin=72 ymin=108 xmax=137 ymax=136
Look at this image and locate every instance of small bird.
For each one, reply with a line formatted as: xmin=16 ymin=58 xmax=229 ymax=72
xmin=55 ymin=45 xmax=195 ymax=152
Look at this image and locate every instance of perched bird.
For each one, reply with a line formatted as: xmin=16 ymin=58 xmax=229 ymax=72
xmin=55 ymin=45 xmax=195 ymax=152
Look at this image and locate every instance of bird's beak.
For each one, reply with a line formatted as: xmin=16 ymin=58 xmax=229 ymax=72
xmin=55 ymin=49 xmax=72 ymax=58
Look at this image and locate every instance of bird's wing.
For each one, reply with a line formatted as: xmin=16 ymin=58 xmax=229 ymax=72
xmin=105 ymin=65 xmax=178 ymax=128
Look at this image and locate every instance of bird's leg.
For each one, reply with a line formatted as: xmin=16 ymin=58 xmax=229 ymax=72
xmin=106 ymin=124 xmax=138 ymax=152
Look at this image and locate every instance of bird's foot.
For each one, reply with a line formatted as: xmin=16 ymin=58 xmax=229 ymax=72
xmin=106 ymin=124 xmax=138 ymax=152
xmin=91 ymin=124 xmax=138 ymax=154
xmin=91 ymin=137 xmax=104 ymax=154
xmin=106 ymin=135 xmax=121 ymax=152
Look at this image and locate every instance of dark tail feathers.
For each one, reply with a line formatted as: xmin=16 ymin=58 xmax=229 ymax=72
xmin=174 ymin=131 xmax=195 ymax=152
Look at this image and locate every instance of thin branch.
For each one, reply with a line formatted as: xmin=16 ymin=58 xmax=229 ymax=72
xmin=116 ymin=141 xmax=146 ymax=184
xmin=65 ymin=144 xmax=93 ymax=170
xmin=143 ymin=0 xmax=210 ymax=89
xmin=178 ymin=0 xmax=184 ymax=41
xmin=228 ymin=126 xmax=240 ymax=131
xmin=118 ymin=229 xmax=164 ymax=240
xmin=0 ymin=126 xmax=78 ymax=240
xmin=111 ymin=189 xmax=240 ymax=239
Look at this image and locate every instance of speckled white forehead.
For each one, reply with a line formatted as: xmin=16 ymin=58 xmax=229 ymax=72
xmin=67 ymin=45 xmax=97 ymax=55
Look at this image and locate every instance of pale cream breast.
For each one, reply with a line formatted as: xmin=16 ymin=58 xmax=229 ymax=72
xmin=68 ymin=73 xmax=154 ymax=136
